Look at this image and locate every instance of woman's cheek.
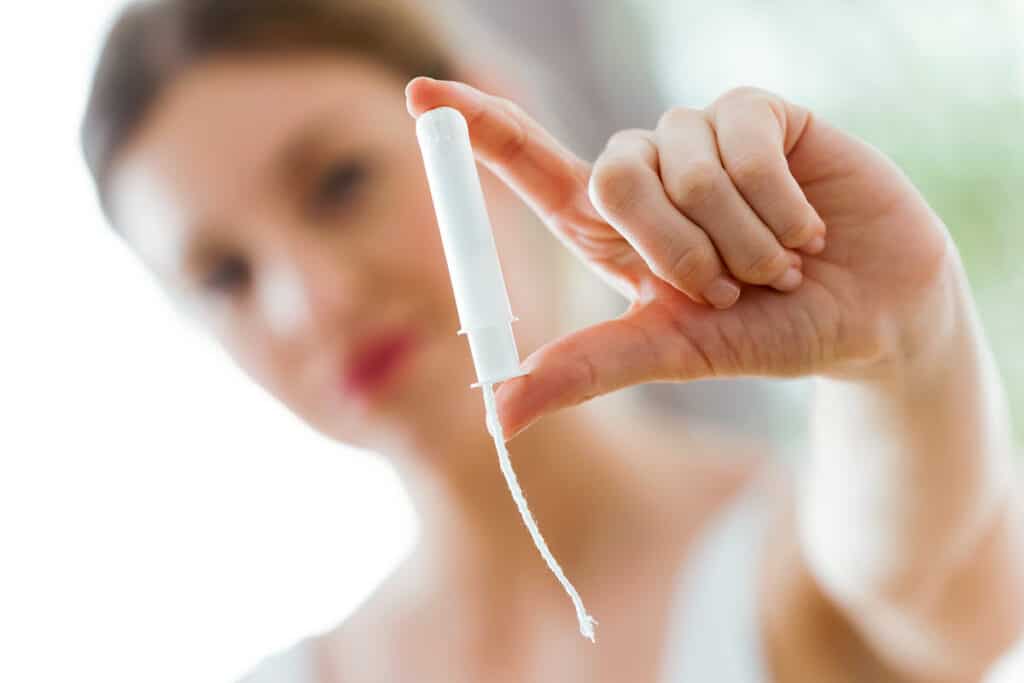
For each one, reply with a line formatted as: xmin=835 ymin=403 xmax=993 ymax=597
xmin=258 ymin=266 xmax=311 ymax=339
xmin=209 ymin=308 xmax=300 ymax=412
xmin=390 ymin=188 xmax=452 ymax=289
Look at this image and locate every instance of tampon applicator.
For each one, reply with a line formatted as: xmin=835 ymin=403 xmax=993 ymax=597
xmin=416 ymin=106 xmax=597 ymax=642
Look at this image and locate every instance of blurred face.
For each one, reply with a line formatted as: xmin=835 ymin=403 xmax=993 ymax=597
xmin=108 ymin=54 xmax=556 ymax=451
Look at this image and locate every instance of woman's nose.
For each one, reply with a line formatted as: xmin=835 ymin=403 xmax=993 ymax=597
xmin=258 ymin=242 xmax=368 ymax=341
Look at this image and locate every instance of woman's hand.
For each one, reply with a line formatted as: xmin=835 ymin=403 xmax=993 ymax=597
xmin=406 ymin=78 xmax=954 ymax=440
xmin=406 ymin=79 xmax=1024 ymax=678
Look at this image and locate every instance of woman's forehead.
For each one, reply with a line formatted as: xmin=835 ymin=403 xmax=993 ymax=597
xmin=117 ymin=55 xmax=402 ymax=195
xmin=108 ymin=55 xmax=408 ymax=269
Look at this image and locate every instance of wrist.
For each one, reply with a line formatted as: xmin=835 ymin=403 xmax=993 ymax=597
xmin=852 ymin=251 xmax=973 ymax=391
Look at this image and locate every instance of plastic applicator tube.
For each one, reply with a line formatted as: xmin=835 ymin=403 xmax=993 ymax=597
xmin=416 ymin=106 xmax=597 ymax=642
xmin=415 ymin=107 xmax=526 ymax=387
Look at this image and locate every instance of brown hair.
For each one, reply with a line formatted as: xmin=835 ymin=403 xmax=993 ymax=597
xmin=80 ymin=0 xmax=455 ymax=212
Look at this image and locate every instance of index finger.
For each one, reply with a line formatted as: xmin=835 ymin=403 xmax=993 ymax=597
xmin=406 ymin=77 xmax=591 ymax=223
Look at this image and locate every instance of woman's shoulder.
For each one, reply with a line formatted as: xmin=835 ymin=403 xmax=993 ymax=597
xmin=235 ymin=603 xmax=393 ymax=683
xmin=305 ymin=564 xmax=428 ymax=682
xmin=235 ymin=579 xmax=404 ymax=683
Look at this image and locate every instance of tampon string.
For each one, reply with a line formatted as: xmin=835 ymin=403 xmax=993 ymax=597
xmin=481 ymin=382 xmax=598 ymax=642
xmin=416 ymin=105 xmax=597 ymax=642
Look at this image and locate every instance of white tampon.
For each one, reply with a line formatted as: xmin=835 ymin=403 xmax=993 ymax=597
xmin=415 ymin=106 xmax=526 ymax=387
xmin=416 ymin=107 xmax=598 ymax=642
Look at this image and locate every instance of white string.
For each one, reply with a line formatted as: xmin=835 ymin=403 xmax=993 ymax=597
xmin=481 ymin=382 xmax=598 ymax=642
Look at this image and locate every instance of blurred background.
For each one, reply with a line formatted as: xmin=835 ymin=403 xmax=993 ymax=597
xmin=0 ymin=1 xmax=1020 ymax=681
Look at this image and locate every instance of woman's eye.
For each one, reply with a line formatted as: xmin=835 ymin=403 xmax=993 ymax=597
xmin=312 ymin=159 xmax=368 ymax=213
xmin=201 ymin=255 xmax=250 ymax=295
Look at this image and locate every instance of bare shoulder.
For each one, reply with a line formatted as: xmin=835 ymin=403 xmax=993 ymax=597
xmin=232 ymin=570 xmax=409 ymax=683
xmin=311 ymin=559 xmax=433 ymax=683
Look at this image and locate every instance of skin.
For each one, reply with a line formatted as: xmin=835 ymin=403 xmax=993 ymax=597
xmin=108 ymin=52 xmax=1023 ymax=682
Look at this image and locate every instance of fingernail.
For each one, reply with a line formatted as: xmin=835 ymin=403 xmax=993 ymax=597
xmin=703 ymin=277 xmax=742 ymax=309
xmin=773 ymin=267 xmax=803 ymax=291
xmin=802 ymin=234 xmax=826 ymax=255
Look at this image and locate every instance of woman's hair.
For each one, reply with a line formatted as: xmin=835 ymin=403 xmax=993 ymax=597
xmin=80 ymin=0 xmax=455 ymax=213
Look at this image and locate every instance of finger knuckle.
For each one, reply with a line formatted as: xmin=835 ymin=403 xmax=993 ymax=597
xmin=503 ymin=99 xmax=528 ymax=118
xmin=778 ymin=218 xmax=818 ymax=248
xmin=659 ymin=244 xmax=716 ymax=290
xmin=493 ymin=101 xmax=528 ymax=162
xmin=575 ymin=352 xmax=601 ymax=403
xmin=589 ymin=158 xmax=645 ymax=216
xmin=669 ymin=159 xmax=720 ymax=211
xmin=656 ymin=106 xmax=701 ymax=130
xmin=739 ymin=248 xmax=789 ymax=283
xmin=607 ymin=128 xmax=649 ymax=147
xmin=717 ymin=85 xmax=772 ymax=108
xmin=729 ymin=154 xmax=774 ymax=192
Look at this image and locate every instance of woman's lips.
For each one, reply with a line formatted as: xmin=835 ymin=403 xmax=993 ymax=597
xmin=342 ymin=330 xmax=418 ymax=400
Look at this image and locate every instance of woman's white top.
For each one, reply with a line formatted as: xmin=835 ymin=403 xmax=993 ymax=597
xmin=656 ymin=472 xmax=769 ymax=681
xmin=240 ymin=478 xmax=1024 ymax=682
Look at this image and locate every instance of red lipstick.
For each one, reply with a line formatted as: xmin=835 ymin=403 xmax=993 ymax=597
xmin=342 ymin=330 xmax=417 ymax=399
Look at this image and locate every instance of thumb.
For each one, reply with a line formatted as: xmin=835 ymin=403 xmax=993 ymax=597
xmin=493 ymin=301 xmax=708 ymax=440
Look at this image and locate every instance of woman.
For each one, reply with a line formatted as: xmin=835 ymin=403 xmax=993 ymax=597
xmin=81 ymin=0 xmax=1024 ymax=680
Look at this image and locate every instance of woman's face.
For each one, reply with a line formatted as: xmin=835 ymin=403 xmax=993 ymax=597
xmin=108 ymin=54 xmax=557 ymax=451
